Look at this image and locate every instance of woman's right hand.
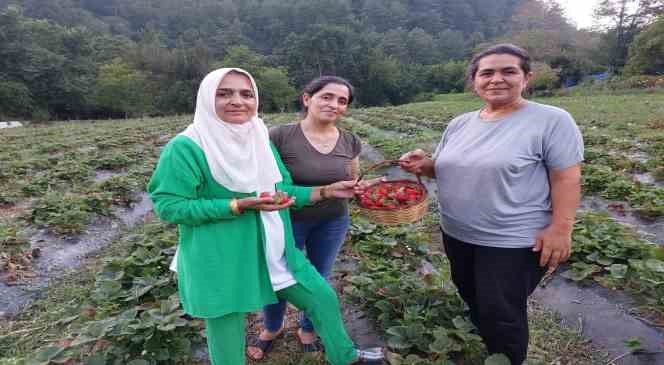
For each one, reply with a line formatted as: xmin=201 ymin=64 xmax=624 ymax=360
xmin=399 ymin=149 xmax=435 ymax=177
xmin=237 ymin=195 xmax=295 ymax=212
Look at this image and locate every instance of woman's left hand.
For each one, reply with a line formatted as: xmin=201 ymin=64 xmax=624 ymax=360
xmin=353 ymin=176 xmax=387 ymax=195
xmin=533 ymin=224 xmax=573 ymax=270
xmin=324 ymin=180 xmax=359 ymax=199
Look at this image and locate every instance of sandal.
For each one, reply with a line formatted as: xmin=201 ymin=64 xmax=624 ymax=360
xmin=297 ymin=329 xmax=324 ymax=353
xmin=246 ymin=329 xmax=283 ymax=361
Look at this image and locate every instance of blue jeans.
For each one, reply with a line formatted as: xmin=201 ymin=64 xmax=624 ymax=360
xmin=262 ymin=214 xmax=350 ymax=333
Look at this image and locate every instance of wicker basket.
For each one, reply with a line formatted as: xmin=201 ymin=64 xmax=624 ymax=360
xmin=355 ymin=160 xmax=428 ymax=225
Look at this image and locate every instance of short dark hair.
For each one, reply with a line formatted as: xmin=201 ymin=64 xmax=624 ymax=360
xmin=301 ymin=76 xmax=354 ymax=114
xmin=467 ymin=44 xmax=532 ymax=85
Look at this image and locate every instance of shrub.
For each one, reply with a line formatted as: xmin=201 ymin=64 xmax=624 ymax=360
xmin=528 ymin=62 xmax=560 ymax=93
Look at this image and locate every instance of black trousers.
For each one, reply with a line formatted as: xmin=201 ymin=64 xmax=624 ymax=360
xmin=442 ymin=231 xmax=545 ymax=365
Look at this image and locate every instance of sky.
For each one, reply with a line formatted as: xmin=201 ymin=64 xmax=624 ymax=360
xmin=556 ymin=0 xmax=600 ymax=29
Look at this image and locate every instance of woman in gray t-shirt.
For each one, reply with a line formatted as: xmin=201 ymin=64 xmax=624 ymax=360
xmin=400 ymin=44 xmax=583 ymax=365
xmin=247 ymin=76 xmax=362 ymax=360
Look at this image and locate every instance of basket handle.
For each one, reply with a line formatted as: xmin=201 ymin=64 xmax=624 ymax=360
xmin=357 ymin=159 xmax=423 ymax=185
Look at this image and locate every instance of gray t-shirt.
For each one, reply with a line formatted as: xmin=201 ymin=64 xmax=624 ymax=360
xmin=270 ymin=123 xmax=362 ymax=222
xmin=433 ymin=101 xmax=584 ymax=248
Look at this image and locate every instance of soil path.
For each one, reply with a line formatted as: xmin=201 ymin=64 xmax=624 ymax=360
xmin=0 ymin=193 xmax=153 ymax=318
xmin=532 ymin=278 xmax=664 ymax=364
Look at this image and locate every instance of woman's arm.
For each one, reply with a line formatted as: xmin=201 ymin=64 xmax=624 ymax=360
xmin=399 ymin=149 xmax=436 ymax=178
xmin=148 ymin=141 xmax=241 ymax=226
xmin=533 ymin=164 xmax=582 ymax=269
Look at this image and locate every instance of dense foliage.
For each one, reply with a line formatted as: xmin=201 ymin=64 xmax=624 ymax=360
xmin=2 ymin=0 xmax=660 ymax=121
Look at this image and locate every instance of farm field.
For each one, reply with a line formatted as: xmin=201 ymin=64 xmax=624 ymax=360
xmin=1 ymin=91 xmax=664 ymax=364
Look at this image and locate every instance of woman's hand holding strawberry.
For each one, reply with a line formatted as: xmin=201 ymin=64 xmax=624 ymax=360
xmin=237 ymin=192 xmax=295 ymax=212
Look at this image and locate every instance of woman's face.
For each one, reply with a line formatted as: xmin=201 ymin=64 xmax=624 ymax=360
xmin=473 ymin=54 xmax=532 ymax=107
xmin=215 ymin=73 xmax=257 ymax=124
xmin=303 ymin=83 xmax=350 ymax=123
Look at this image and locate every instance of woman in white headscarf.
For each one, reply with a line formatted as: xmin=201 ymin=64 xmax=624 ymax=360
xmin=148 ymin=68 xmax=384 ymax=365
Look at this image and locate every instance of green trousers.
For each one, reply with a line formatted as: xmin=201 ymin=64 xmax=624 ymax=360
xmin=205 ymin=276 xmax=358 ymax=365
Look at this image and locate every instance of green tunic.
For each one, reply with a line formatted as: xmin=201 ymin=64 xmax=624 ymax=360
xmin=148 ymin=135 xmax=316 ymax=318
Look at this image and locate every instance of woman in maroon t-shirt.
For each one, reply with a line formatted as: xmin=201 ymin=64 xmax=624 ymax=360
xmin=247 ymin=76 xmax=363 ymax=360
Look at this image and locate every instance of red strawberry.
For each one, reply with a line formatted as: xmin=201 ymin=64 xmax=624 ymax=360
xmin=273 ymin=191 xmax=289 ymax=204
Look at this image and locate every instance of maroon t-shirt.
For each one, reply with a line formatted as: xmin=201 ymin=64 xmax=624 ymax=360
xmin=269 ymin=123 xmax=362 ymax=221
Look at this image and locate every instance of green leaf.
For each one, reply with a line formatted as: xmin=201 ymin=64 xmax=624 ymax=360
xmin=82 ymin=355 xmax=107 ymax=365
xmin=650 ymin=246 xmax=664 ymax=261
xmin=124 ymin=277 xmax=170 ymax=301
xmin=387 ymin=336 xmax=411 ymax=350
xmin=34 ymin=346 xmax=65 ymax=361
xmin=609 ymin=264 xmax=628 ymax=279
xmin=597 ymin=256 xmax=614 ymax=266
xmin=55 ymin=314 xmax=79 ymax=325
xmin=386 ymin=325 xmax=408 ymax=337
xmin=484 ymin=354 xmax=512 ymax=365
xmin=629 ymin=259 xmax=645 ymax=270
xmin=644 ymin=259 xmax=664 ymax=273
xmin=624 ymin=337 xmax=643 ymax=352
xmin=561 ymin=268 xmax=591 ymax=282
xmin=452 ymin=316 xmax=474 ymax=331
xmin=127 ymin=360 xmax=150 ymax=365
xmin=428 ymin=333 xmax=453 ymax=354
xmin=381 ymin=237 xmax=398 ymax=247
xmin=586 ymin=251 xmax=600 ymax=263
xmin=348 ymin=275 xmax=374 ymax=286
xmin=71 ymin=334 xmax=99 ymax=347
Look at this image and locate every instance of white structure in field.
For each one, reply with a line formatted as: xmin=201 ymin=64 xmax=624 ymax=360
xmin=0 ymin=121 xmax=23 ymax=129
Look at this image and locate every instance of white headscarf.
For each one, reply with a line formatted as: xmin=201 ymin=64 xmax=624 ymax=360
xmin=179 ymin=67 xmax=282 ymax=193
xmin=171 ymin=68 xmax=293 ymax=288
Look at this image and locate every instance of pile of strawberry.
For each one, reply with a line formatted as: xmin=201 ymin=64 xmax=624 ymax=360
xmin=356 ymin=181 xmax=425 ymax=210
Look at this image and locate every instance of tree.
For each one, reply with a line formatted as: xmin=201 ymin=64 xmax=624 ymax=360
xmin=427 ymin=61 xmax=468 ymax=93
xmin=354 ymin=50 xmax=403 ymax=105
xmin=529 ymin=62 xmax=560 ymax=92
xmin=274 ymin=24 xmax=365 ymax=87
xmin=255 ymin=67 xmax=298 ymax=112
xmin=593 ymin=0 xmax=664 ymax=71
xmin=624 ymin=15 xmax=664 ymax=75
xmin=436 ymin=29 xmax=469 ymax=62
xmin=358 ymin=0 xmax=408 ymax=32
xmin=216 ymin=46 xmax=297 ymax=112
xmin=90 ymin=59 xmax=153 ymax=118
xmin=0 ymin=6 xmax=98 ymax=119
xmin=0 ymin=80 xmax=34 ymax=118
xmin=218 ymin=45 xmax=266 ymax=75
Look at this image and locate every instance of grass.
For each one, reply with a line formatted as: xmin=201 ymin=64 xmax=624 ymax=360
xmin=526 ymin=299 xmax=609 ymax=364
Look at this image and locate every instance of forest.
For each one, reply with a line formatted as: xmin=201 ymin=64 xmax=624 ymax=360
xmin=0 ymin=0 xmax=662 ymax=120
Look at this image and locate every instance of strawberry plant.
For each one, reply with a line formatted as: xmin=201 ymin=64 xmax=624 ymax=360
xmin=93 ymin=176 xmax=142 ymax=207
xmin=92 ymin=152 xmax=135 ymax=170
xmin=27 ymin=192 xmax=113 ymax=236
xmin=344 ymin=212 xmax=486 ymax=363
xmin=27 ymin=220 xmax=204 ymax=364
xmin=563 ymin=212 xmax=664 ymax=319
